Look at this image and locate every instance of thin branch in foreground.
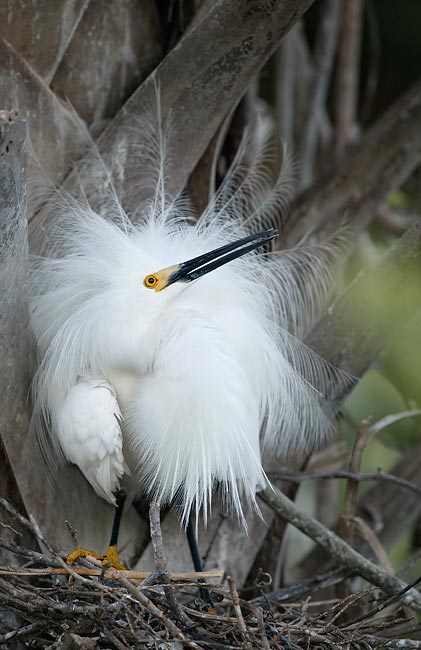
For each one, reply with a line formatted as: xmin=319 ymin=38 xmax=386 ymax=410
xmin=0 ymin=566 xmax=222 ymax=581
xmin=258 ymin=485 xmax=421 ymax=609
xmin=252 ymin=568 xmax=350 ymax=606
xmin=149 ymin=500 xmax=193 ymax=627
xmin=0 ymin=498 xmax=56 ymax=555
xmin=266 ymin=469 xmax=421 ymax=497
xmin=227 ymin=576 xmax=252 ymax=650
xmin=116 ymin=575 xmax=203 ymax=650
xmin=339 ymin=418 xmax=373 ymax=551
xmin=342 ymin=575 xmax=421 ymax=629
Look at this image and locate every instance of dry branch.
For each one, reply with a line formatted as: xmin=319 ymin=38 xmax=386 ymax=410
xmin=116 ymin=576 xmax=202 ymax=650
xmin=267 ymin=468 xmax=421 ymax=496
xmin=252 ymin=568 xmax=349 ymax=605
xmin=0 ymin=567 xmax=222 ymax=581
xmin=334 ymin=0 xmax=364 ymax=153
xmin=298 ymin=441 xmax=421 ymax=582
xmin=275 ymin=28 xmax=295 ymax=147
xmin=149 ymin=501 xmax=193 ymax=627
xmin=258 ymin=485 xmax=421 ymax=608
xmin=282 ymin=78 xmax=421 ymax=246
xmin=227 ymin=576 xmax=252 ymax=650
xmin=298 ymin=0 xmax=342 ymax=189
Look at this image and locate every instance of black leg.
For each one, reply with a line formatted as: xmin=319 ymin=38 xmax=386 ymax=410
xmin=67 ymin=489 xmax=128 ymax=573
xmin=186 ymin=515 xmax=214 ymax=607
xmin=100 ymin=489 xmax=127 ymax=577
xmin=109 ymin=489 xmax=127 ymax=547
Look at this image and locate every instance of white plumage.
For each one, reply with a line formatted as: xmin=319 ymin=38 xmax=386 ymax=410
xmin=55 ymin=377 xmax=126 ymax=503
xmin=29 ymin=106 xmax=345 ymax=527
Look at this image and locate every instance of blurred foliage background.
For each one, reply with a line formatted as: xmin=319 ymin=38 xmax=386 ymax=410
xmin=341 ymin=0 xmax=421 ymax=579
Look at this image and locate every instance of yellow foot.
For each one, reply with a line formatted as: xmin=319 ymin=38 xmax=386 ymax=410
xmin=66 ymin=546 xmax=103 ymax=565
xmin=66 ymin=544 xmax=125 ymax=570
xmin=102 ymin=544 xmax=126 ymax=570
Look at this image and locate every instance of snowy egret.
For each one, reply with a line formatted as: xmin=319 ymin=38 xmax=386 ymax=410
xmin=29 ymin=111 xmax=344 ymax=572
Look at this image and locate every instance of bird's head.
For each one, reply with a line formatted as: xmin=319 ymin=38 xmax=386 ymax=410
xmin=142 ymin=229 xmax=278 ymax=293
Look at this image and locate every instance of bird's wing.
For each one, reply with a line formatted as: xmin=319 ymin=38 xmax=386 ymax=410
xmin=55 ymin=378 xmax=126 ymax=505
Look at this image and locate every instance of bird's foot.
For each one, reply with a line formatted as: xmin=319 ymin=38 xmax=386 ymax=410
xmin=101 ymin=544 xmax=126 ymax=570
xmin=66 ymin=546 xmax=103 ymax=565
xmin=66 ymin=544 xmax=125 ymax=570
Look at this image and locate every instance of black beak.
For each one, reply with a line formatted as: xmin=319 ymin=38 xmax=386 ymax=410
xmin=168 ymin=229 xmax=278 ymax=286
xmin=144 ymin=229 xmax=278 ymax=291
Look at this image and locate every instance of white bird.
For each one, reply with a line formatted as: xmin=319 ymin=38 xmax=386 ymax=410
xmin=28 ymin=105 xmax=345 ymax=569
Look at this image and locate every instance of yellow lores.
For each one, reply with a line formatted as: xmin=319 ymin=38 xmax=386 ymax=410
xmin=144 ymin=265 xmax=179 ymax=292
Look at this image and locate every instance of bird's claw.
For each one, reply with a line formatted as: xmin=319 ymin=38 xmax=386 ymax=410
xmin=66 ymin=546 xmax=103 ymax=565
xmin=101 ymin=544 xmax=126 ymax=571
xmin=66 ymin=544 xmax=125 ymax=571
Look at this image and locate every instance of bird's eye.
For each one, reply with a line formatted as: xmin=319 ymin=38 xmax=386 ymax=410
xmin=144 ymin=275 xmax=158 ymax=289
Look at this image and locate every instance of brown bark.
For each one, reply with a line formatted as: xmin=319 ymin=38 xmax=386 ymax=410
xmin=282 ymin=79 xmax=421 ymax=247
xmin=29 ymin=0 xmax=317 ymax=255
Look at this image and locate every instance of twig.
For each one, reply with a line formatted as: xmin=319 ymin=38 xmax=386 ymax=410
xmin=0 ymin=566 xmax=222 ymax=581
xmin=376 ymin=206 xmax=419 ymax=235
xmin=323 ymin=587 xmax=374 ymax=628
xmin=364 ymin=639 xmax=421 ymax=650
xmin=334 ymin=0 xmax=364 ymax=154
xmin=28 ymin=514 xmax=56 ymax=554
xmin=149 ymin=500 xmax=193 ymax=627
xmin=0 ymin=499 xmax=32 ymax=536
xmin=258 ymin=485 xmax=421 ymax=609
xmin=267 ymin=468 xmax=421 ymax=496
xmin=0 ymin=539 xmax=55 ymax=565
xmin=0 ymin=621 xmax=47 ymax=644
xmin=0 ymin=521 xmax=22 ymax=537
xmin=351 ymin=516 xmax=394 ymax=574
xmin=296 ymin=440 xmax=421 ymax=581
xmin=252 ymin=568 xmax=349 ymax=605
xmin=101 ymin=626 xmax=130 ymax=650
xmin=339 ymin=418 xmax=374 ymax=552
xmin=369 ymin=410 xmax=421 ymax=436
xmin=116 ymin=575 xmax=203 ymax=650
xmin=227 ymin=576 xmax=252 ymax=650
xmin=0 ymin=577 xmax=96 ymax=616
xmin=342 ymin=575 xmax=421 ymax=629
xmin=276 ymin=27 xmax=295 ymax=148
xmin=0 ymin=498 xmax=56 ymax=555
xmin=298 ymin=0 xmax=342 ymax=190
xmin=255 ymin=606 xmax=271 ymax=650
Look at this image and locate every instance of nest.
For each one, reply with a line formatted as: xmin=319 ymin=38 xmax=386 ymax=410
xmin=2 ymin=541 xmax=421 ymax=649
